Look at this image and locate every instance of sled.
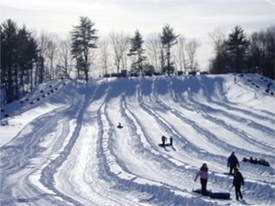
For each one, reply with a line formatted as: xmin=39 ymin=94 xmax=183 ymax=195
xmin=193 ymin=189 xmax=230 ymax=200
xmin=209 ymin=192 xmax=230 ymax=200
xmin=158 ymin=143 xmax=172 ymax=147
xmin=192 ymin=189 xmax=211 ymax=196
xmin=223 ymin=172 xmax=234 ymax=176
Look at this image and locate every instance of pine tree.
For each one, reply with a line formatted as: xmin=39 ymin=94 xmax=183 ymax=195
xmin=1 ymin=19 xmax=19 ymax=103
xmin=160 ymin=24 xmax=178 ymax=75
xmin=71 ymin=17 xmax=98 ymax=82
xmin=226 ymin=26 xmax=249 ymax=73
xmin=1 ymin=19 xmax=38 ymax=104
xmin=17 ymin=26 xmax=38 ymax=92
xmin=128 ymin=30 xmax=146 ymax=75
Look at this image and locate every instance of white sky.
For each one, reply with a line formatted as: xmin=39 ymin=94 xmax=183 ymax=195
xmin=1 ymin=0 xmax=275 ymax=69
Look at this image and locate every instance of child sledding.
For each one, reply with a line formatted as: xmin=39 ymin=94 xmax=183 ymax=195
xmin=117 ymin=122 xmax=123 ymax=129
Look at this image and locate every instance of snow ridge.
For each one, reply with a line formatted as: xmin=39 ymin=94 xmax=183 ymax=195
xmin=1 ymin=74 xmax=275 ymax=205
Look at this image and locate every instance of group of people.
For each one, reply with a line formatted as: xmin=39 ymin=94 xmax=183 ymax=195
xmin=194 ymin=152 xmax=244 ymax=201
xmin=243 ymin=157 xmax=270 ymax=167
xmin=160 ymin=135 xmax=173 ymax=147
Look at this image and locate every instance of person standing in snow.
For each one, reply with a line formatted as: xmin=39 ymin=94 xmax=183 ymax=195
xmin=194 ymin=163 xmax=209 ymax=196
xmin=161 ymin=135 xmax=167 ymax=147
xmin=228 ymin=152 xmax=239 ymax=175
xmin=169 ymin=136 xmax=173 ymax=146
xmin=233 ymin=168 xmax=244 ymax=201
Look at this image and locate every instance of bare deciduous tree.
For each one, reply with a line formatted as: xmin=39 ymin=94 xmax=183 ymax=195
xmin=175 ymin=36 xmax=187 ymax=72
xmin=185 ymin=39 xmax=200 ymax=72
xmin=36 ymin=31 xmax=51 ymax=83
xmin=57 ymin=38 xmax=73 ymax=78
xmin=208 ymin=28 xmax=226 ymax=53
xmin=145 ymin=33 xmax=162 ymax=72
xmin=99 ymin=38 xmax=110 ymax=75
xmin=38 ymin=31 xmax=51 ymax=57
xmin=45 ymin=36 xmax=58 ymax=80
xmin=208 ymin=28 xmax=228 ymax=74
xmin=109 ymin=31 xmax=129 ymax=73
xmin=248 ymin=25 xmax=275 ymax=78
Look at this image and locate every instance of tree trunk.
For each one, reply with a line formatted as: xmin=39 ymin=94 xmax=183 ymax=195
xmin=85 ymin=53 xmax=88 ymax=82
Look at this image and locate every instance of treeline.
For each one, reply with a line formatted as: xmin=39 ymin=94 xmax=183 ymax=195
xmin=209 ymin=26 xmax=275 ymax=79
xmin=70 ymin=17 xmax=201 ymax=81
xmin=1 ymin=20 xmax=73 ymax=105
xmin=1 ymin=20 xmax=39 ymax=104
xmin=1 ymin=17 xmax=274 ymax=105
xmin=0 ymin=17 xmax=201 ymax=104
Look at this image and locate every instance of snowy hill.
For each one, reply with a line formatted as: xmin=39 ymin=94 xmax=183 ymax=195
xmin=1 ymin=74 xmax=275 ymax=206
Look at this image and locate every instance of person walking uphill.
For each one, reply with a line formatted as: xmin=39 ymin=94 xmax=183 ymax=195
xmin=228 ymin=152 xmax=239 ymax=175
xmin=233 ymin=168 xmax=244 ymax=201
xmin=194 ymin=163 xmax=209 ymax=196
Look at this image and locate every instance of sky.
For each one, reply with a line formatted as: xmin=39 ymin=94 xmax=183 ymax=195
xmin=1 ymin=0 xmax=275 ymax=70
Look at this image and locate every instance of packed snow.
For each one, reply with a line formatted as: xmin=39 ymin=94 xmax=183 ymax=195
xmin=1 ymin=74 xmax=275 ymax=206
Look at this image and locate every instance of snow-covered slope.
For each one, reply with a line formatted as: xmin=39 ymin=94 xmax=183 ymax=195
xmin=1 ymin=74 xmax=275 ymax=206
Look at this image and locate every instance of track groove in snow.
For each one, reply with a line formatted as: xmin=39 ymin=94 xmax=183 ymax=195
xmin=1 ymin=74 xmax=274 ymax=205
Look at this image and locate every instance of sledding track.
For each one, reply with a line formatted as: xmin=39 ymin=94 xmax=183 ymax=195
xmin=1 ymin=74 xmax=275 ymax=206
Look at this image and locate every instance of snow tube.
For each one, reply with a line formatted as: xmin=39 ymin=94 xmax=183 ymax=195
xmin=209 ymin=192 xmax=230 ymax=200
xmin=158 ymin=143 xmax=172 ymax=147
xmin=192 ymin=189 xmax=211 ymax=196
xmin=193 ymin=189 xmax=230 ymax=199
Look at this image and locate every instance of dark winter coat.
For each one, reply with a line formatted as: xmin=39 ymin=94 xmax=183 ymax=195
xmin=233 ymin=171 xmax=244 ymax=187
xmin=228 ymin=154 xmax=239 ymax=168
xmin=161 ymin=136 xmax=167 ymax=143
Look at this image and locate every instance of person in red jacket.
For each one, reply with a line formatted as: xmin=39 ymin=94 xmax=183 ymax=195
xmin=233 ymin=168 xmax=244 ymax=201
xmin=194 ymin=163 xmax=209 ymax=196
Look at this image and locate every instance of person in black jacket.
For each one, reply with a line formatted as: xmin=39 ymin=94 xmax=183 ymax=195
xmin=169 ymin=136 xmax=173 ymax=146
xmin=228 ymin=152 xmax=239 ymax=175
xmin=161 ymin=135 xmax=167 ymax=147
xmin=233 ymin=168 xmax=244 ymax=201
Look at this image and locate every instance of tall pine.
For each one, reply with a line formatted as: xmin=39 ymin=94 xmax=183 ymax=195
xmin=128 ymin=30 xmax=146 ymax=75
xmin=160 ymin=24 xmax=178 ymax=75
xmin=17 ymin=26 xmax=38 ymax=92
xmin=71 ymin=17 xmax=98 ymax=82
xmin=1 ymin=19 xmax=38 ymax=104
xmin=226 ymin=26 xmax=249 ymax=73
xmin=1 ymin=19 xmax=18 ymax=103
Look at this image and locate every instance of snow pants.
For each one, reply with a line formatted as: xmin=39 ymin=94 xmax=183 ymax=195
xmin=200 ymin=178 xmax=208 ymax=196
xmin=235 ymin=184 xmax=243 ymax=200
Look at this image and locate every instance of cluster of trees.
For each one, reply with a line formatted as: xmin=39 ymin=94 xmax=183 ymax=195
xmin=1 ymin=19 xmax=73 ymax=104
xmin=209 ymin=26 xmax=275 ymax=80
xmin=71 ymin=17 xmax=201 ymax=80
xmin=0 ymin=16 xmax=203 ymax=106
xmin=1 ymin=17 xmax=274 ymax=105
xmin=1 ymin=20 xmax=39 ymax=104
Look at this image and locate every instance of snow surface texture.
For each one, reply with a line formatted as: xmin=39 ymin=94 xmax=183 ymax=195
xmin=0 ymin=74 xmax=275 ymax=206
